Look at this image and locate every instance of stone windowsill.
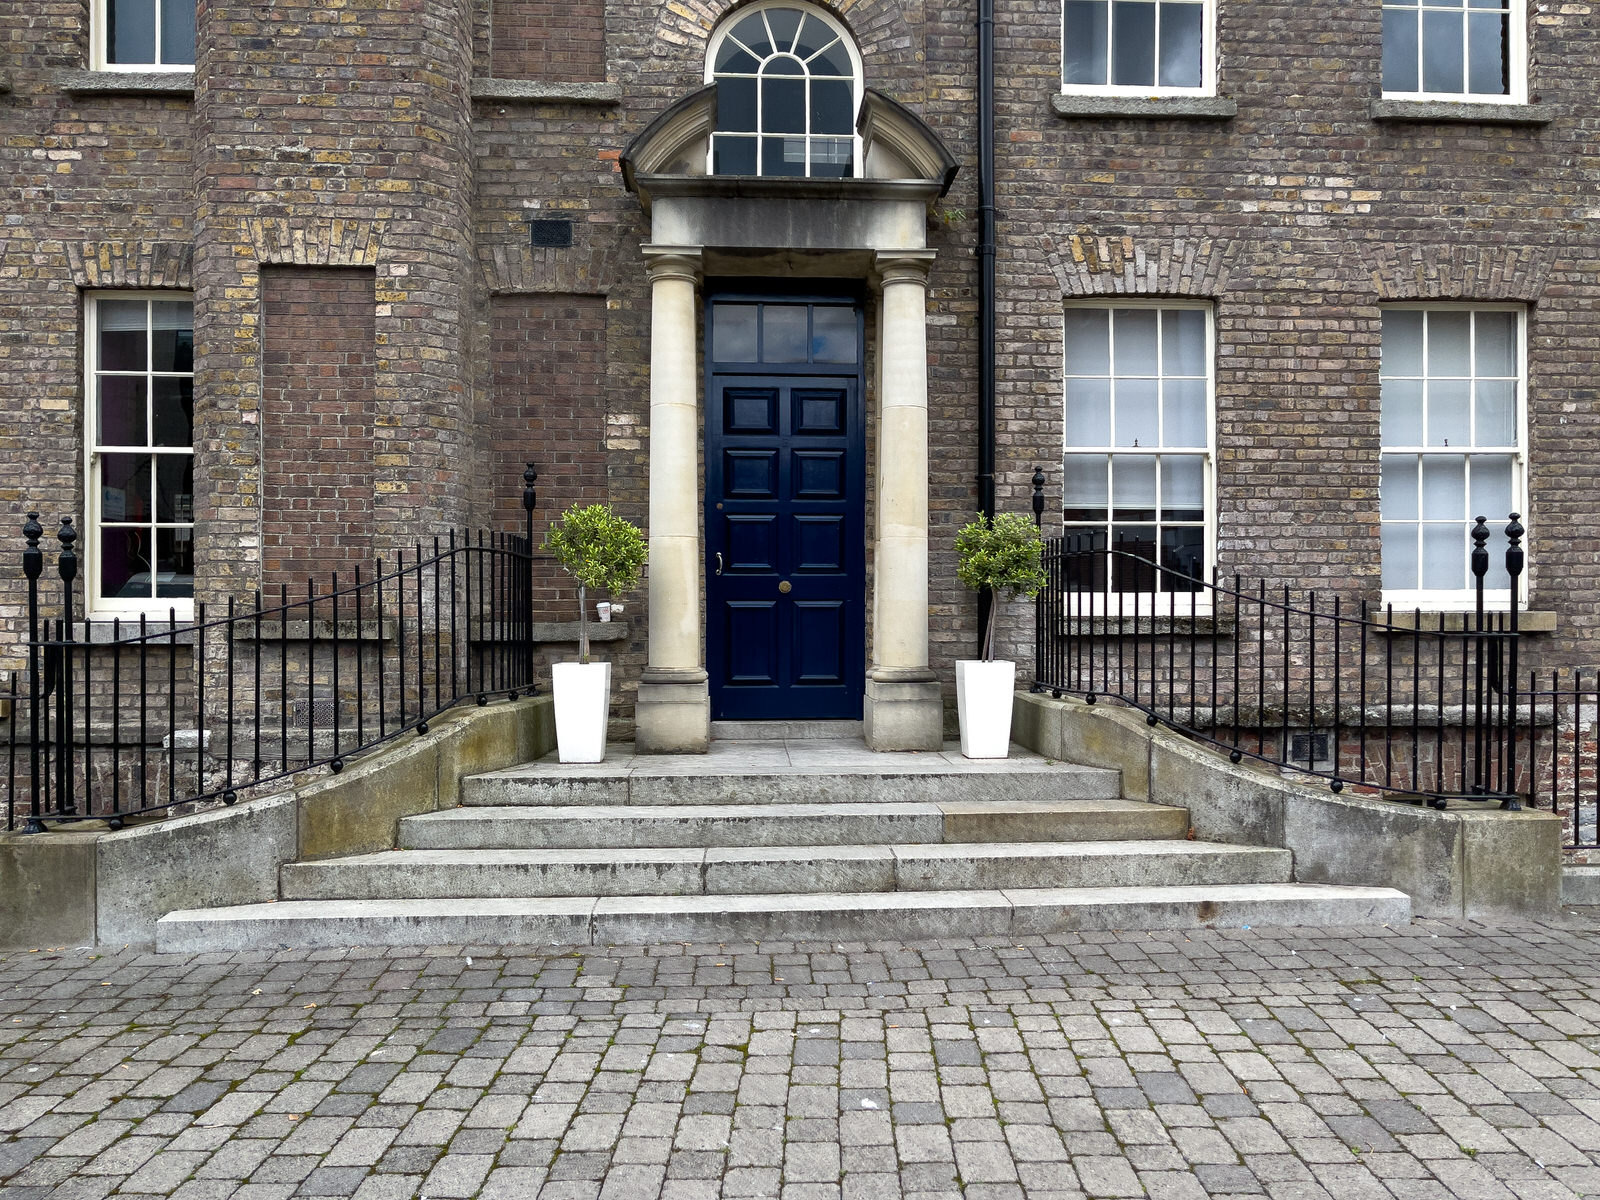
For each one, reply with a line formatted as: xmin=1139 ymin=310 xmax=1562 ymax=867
xmin=1370 ymin=99 xmax=1556 ymax=126
xmin=471 ymin=78 xmax=622 ymax=105
xmin=233 ymin=619 xmax=396 ymax=643
xmin=532 ymin=620 xmax=629 ymax=644
xmin=1051 ymin=93 xmax=1237 ymax=120
xmin=1059 ymin=614 xmax=1237 ymax=637
xmin=54 ymin=68 xmax=195 ymax=97
xmin=83 ymin=618 xmax=195 ymax=646
xmin=1374 ymin=610 xmax=1556 ymax=634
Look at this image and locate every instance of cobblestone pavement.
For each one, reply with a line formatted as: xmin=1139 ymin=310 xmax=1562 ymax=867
xmin=6 ymin=917 xmax=1600 ymax=1200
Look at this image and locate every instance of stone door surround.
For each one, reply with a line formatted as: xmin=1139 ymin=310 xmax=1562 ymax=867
xmin=622 ymin=87 xmax=957 ymax=753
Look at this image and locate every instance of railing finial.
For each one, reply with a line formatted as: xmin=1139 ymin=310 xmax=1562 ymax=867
xmin=1504 ymin=512 xmax=1525 ymax=582
xmin=22 ymin=513 xmax=42 ymax=581
xmin=522 ymin=462 xmax=538 ymax=515
xmin=55 ymin=517 xmax=77 ymax=586
xmin=1470 ymin=516 xmax=1490 ymax=582
xmin=1031 ymin=466 xmax=1046 ymax=528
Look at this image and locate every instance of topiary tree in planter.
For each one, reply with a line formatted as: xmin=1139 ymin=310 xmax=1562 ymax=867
xmin=952 ymin=512 xmax=1048 ymax=759
xmin=955 ymin=511 xmax=1047 ymax=661
xmin=543 ymin=503 xmax=647 ymax=663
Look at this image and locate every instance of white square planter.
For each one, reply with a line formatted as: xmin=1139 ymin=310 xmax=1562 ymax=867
xmin=552 ymin=660 xmax=612 ymax=763
xmin=956 ymin=659 xmax=1016 ymax=759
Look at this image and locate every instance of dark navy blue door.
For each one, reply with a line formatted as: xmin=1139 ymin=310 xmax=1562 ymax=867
xmin=705 ymin=293 xmax=865 ymax=720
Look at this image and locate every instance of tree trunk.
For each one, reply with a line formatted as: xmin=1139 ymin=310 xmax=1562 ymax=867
xmin=578 ymin=583 xmax=589 ymax=664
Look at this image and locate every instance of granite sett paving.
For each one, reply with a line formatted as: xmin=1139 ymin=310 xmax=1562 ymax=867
xmin=5 ymin=913 xmax=1600 ymax=1198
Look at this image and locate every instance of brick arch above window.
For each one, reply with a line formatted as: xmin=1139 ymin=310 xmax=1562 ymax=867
xmin=477 ymin=225 xmax=627 ymax=297
xmin=66 ymin=241 xmax=193 ymax=290
xmin=1043 ymin=234 xmax=1235 ymax=299
xmin=243 ymin=219 xmax=387 ymax=268
xmin=1349 ymin=242 xmax=1556 ymax=304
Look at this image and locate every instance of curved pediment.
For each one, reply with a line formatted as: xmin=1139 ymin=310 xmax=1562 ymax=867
xmin=621 ymin=84 xmax=957 ymax=205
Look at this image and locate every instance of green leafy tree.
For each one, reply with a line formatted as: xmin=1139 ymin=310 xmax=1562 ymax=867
xmin=955 ymin=512 xmax=1047 ymax=661
xmin=543 ymin=504 xmax=647 ymax=664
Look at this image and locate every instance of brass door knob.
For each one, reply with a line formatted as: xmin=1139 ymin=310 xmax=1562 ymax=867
xmin=778 ymin=580 xmax=792 ymax=594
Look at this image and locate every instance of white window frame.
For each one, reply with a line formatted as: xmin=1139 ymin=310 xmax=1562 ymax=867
xmin=1059 ymin=0 xmax=1216 ymax=97
xmin=84 ymin=291 xmax=196 ymax=618
xmin=1379 ymin=303 xmax=1527 ymax=612
xmin=1061 ymin=299 xmax=1217 ymax=606
xmin=1380 ymin=0 xmax=1526 ymax=104
xmin=704 ymin=0 xmax=865 ymax=179
xmin=91 ymin=0 xmax=195 ymax=72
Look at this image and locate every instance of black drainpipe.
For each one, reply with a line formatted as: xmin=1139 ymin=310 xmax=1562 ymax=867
xmin=976 ymin=0 xmax=997 ymax=654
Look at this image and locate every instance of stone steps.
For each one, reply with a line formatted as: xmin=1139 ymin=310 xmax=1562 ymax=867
xmin=280 ymin=839 xmax=1292 ymax=900
xmin=709 ymin=720 xmax=865 ymax=741
xmin=459 ymin=757 xmax=1124 ymax=808
xmin=400 ymin=798 xmax=1191 ymax=850
xmin=150 ymin=739 xmax=1414 ymax=952
xmin=155 ymin=883 xmax=1413 ymax=952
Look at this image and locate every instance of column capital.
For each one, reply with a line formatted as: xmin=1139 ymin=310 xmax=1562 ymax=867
xmin=873 ymin=249 xmax=936 ymax=288
xmin=643 ymin=245 xmax=703 ymax=286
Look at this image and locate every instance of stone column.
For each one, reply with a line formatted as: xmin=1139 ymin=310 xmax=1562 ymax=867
xmin=865 ymin=250 xmax=943 ymax=751
xmin=635 ymin=246 xmax=710 ymax=753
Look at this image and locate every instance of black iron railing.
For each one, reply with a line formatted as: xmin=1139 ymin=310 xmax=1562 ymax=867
xmin=1523 ymin=670 xmax=1600 ymax=851
xmin=4 ymin=467 xmax=541 ymax=832
xmin=1032 ymin=507 xmax=1529 ymax=808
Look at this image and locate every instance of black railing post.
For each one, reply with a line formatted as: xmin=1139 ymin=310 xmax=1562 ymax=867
xmin=1469 ymin=516 xmax=1490 ymax=795
xmin=522 ymin=462 xmax=538 ymax=695
xmin=1032 ymin=468 xmax=1046 ymax=691
xmin=21 ymin=514 xmax=44 ymax=833
xmin=54 ymin=518 xmax=78 ymax=818
xmin=1502 ymin=513 xmax=1524 ymax=809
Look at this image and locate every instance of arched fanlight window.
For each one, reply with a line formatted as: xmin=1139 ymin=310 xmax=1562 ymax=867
xmin=706 ymin=3 xmax=862 ymax=179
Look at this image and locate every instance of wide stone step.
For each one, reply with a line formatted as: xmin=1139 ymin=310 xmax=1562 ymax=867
xmin=460 ymin=756 xmax=1123 ymax=808
xmin=280 ymin=840 xmax=1292 ymax=900
xmin=400 ymin=798 xmax=1191 ymax=850
xmin=155 ymin=883 xmax=1413 ymax=952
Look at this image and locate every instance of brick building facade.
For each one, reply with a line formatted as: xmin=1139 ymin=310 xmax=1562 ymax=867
xmin=1 ymin=0 xmax=1594 ymax=755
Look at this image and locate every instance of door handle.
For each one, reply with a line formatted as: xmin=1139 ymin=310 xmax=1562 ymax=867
xmin=715 ymin=552 xmax=724 ymax=576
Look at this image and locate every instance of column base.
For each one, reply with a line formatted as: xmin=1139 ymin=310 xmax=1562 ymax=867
xmin=863 ymin=674 xmax=944 ymax=752
xmin=634 ymin=669 xmax=710 ymax=754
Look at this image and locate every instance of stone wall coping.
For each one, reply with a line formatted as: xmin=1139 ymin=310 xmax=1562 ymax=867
xmin=53 ymin=69 xmax=195 ymax=97
xmin=471 ymin=78 xmax=622 ymax=105
xmin=1051 ymin=94 xmax=1237 ymax=120
xmin=1370 ymin=99 xmax=1557 ymax=125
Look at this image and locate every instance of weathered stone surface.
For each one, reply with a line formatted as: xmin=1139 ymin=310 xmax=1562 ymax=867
xmin=96 ymin=793 xmax=296 ymax=946
xmin=0 ymin=834 xmax=96 ymax=948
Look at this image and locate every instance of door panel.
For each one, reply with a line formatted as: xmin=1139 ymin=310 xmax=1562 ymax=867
xmin=725 ymin=601 xmax=779 ymax=685
xmin=705 ymin=299 xmax=864 ymax=720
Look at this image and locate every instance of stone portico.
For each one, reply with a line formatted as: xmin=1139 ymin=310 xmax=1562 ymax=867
xmin=621 ymin=88 xmax=958 ymax=753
